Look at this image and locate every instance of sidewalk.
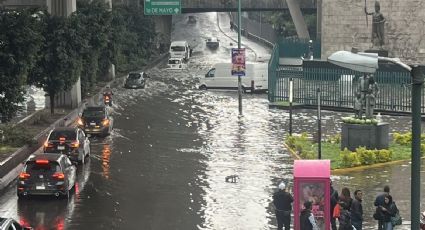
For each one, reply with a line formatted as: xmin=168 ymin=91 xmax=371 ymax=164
xmin=0 ymin=53 xmax=168 ymax=190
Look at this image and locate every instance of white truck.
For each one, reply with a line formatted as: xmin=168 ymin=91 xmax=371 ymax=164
xmin=198 ymin=62 xmax=268 ymax=93
xmin=169 ymin=41 xmax=191 ymax=61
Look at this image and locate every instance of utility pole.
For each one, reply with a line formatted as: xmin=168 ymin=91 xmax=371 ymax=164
xmin=317 ymin=88 xmax=322 ymax=159
xmin=411 ymin=65 xmax=423 ymax=230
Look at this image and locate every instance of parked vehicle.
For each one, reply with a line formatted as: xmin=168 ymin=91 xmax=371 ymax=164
xmin=170 ymin=41 xmax=191 ymax=61
xmin=0 ymin=217 xmax=32 ymax=230
xmin=167 ymin=57 xmax=187 ymax=70
xmin=78 ymin=105 xmax=113 ymax=137
xmin=206 ymin=37 xmax=220 ymax=49
xmin=43 ymin=127 xmax=90 ymax=164
xmin=198 ymin=62 xmax=268 ymax=93
xmin=17 ymin=153 xmax=76 ymax=199
xmin=124 ymin=71 xmax=148 ymax=89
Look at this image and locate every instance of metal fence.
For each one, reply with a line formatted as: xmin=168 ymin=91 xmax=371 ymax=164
xmin=268 ymin=60 xmax=425 ymax=114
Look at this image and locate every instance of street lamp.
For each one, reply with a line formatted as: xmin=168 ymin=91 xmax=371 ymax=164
xmin=328 ymin=50 xmax=423 ymax=229
xmin=237 ymin=0 xmax=242 ymax=115
xmin=317 ymin=87 xmax=321 ymax=159
xmin=289 ymin=78 xmax=293 ymax=136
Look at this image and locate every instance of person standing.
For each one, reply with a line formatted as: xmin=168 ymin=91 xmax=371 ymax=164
xmin=300 ymin=201 xmax=319 ymax=230
xmin=377 ymin=194 xmax=396 ymax=230
xmin=351 ymin=190 xmax=364 ymax=230
xmin=330 ymin=181 xmax=339 ymax=230
xmin=374 ymin=185 xmax=390 ymax=230
xmin=338 ymin=187 xmax=353 ymax=230
xmin=273 ymin=182 xmax=293 ymax=230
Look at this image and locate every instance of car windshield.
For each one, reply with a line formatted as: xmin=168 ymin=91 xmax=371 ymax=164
xmin=171 ymin=46 xmax=185 ymax=52
xmin=128 ymin=73 xmax=141 ymax=79
xmin=83 ymin=110 xmax=104 ymax=117
xmin=169 ymin=59 xmax=181 ymax=64
xmin=49 ymin=130 xmax=76 ymax=140
xmin=25 ymin=161 xmax=61 ymax=174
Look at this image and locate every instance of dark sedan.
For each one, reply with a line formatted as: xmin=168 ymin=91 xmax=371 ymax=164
xmin=78 ymin=105 xmax=113 ymax=137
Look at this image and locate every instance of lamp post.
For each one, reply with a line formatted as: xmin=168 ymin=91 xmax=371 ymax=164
xmin=317 ymin=88 xmax=322 ymax=159
xmin=237 ymin=0 xmax=242 ymax=115
xmin=328 ymin=50 xmax=422 ymax=229
xmin=289 ymin=78 xmax=293 ymax=136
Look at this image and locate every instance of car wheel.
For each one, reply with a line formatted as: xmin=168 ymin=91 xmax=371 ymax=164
xmin=199 ymin=85 xmax=207 ymax=90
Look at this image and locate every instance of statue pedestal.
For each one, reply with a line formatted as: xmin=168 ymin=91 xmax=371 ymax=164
xmin=341 ymin=123 xmax=389 ymax=151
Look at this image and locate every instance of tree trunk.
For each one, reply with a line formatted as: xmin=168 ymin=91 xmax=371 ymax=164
xmin=50 ymin=92 xmax=55 ymax=115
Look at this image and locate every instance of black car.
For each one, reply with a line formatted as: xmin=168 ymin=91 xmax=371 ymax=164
xmin=43 ymin=127 xmax=91 ymax=164
xmin=17 ymin=153 xmax=76 ymax=199
xmin=0 ymin=217 xmax=32 ymax=230
xmin=78 ymin=106 xmax=113 ymax=137
xmin=206 ymin=37 xmax=220 ymax=49
xmin=124 ymin=71 xmax=148 ymax=89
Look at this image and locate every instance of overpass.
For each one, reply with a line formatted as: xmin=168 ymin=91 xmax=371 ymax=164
xmin=181 ymin=0 xmax=316 ymax=13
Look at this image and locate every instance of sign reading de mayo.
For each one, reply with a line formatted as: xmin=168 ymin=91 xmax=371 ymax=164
xmin=144 ymin=0 xmax=181 ymax=15
xmin=231 ymin=48 xmax=246 ymax=76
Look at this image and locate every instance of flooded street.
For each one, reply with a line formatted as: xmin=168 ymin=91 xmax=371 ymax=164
xmin=0 ymin=12 xmax=423 ymax=229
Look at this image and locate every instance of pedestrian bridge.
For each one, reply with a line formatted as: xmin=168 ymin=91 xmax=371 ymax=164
xmin=181 ymin=0 xmax=316 ymax=13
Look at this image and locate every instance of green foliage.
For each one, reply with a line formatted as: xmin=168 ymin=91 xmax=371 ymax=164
xmin=339 ymin=148 xmax=361 ymax=168
xmin=0 ymin=124 xmax=35 ymax=147
xmin=0 ymin=8 xmax=44 ymax=122
xmin=375 ymin=149 xmax=393 ymax=163
xmin=325 ymin=134 xmax=341 ymax=144
xmin=356 ymin=147 xmax=377 ymax=165
xmin=29 ymin=14 xmax=83 ymax=114
xmin=285 ymin=133 xmax=314 ymax=158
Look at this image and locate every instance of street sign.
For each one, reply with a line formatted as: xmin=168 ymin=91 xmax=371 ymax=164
xmin=144 ymin=0 xmax=181 ymax=15
xmin=231 ymin=48 xmax=246 ymax=76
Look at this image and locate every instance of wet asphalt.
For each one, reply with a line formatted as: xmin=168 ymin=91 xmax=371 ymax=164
xmin=0 ymin=12 xmax=424 ymax=230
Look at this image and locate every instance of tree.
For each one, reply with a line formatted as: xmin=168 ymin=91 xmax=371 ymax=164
xmin=28 ymin=14 xmax=82 ymax=115
xmin=0 ymin=8 xmax=44 ymax=122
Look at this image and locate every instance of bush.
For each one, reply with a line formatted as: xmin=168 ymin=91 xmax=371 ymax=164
xmin=341 ymin=117 xmax=378 ymax=125
xmin=286 ymin=135 xmax=296 ymax=149
xmin=375 ymin=149 xmax=392 ymax=163
xmin=421 ymin=144 xmax=425 ymax=157
xmin=300 ymin=150 xmax=315 ymax=159
xmin=393 ymin=132 xmax=412 ymax=145
xmin=340 ymin=148 xmax=361 ymax=168
xmin=325 ymin=134 xmax=341 ymax=144
xmin=356 ymin=147 xmax=377 ymax=165
xmin=0 ymin=124 xmax=35 ymax=147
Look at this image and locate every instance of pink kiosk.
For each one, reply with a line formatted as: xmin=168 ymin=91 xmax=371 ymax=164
xmin=293 ymin=160 xmax=331 ymax=230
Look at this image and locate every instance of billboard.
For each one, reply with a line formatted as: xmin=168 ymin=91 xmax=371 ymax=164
xmin=231 ymin=48 xmax=246 ymax=76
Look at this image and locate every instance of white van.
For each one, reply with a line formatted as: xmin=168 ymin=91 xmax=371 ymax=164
xmin=169 ymin=41 xmax=191 ymax=61
xmin=198 ymin=63 xmax=268 ymax=93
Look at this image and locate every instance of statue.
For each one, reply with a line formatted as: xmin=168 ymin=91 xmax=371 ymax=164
xmin=364 ymin=0 xmax=386 ymax=48
xmin=354 ymin=74 xmax=379 ymax=119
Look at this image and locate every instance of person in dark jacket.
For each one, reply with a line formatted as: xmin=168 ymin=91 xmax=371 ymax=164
xmin=300 ymin=201 xmax=319 ymax=230
xmin=273 ymin=182 xmax=293 ymax=230
xmin=351 ymin=190 xmax=363 ymax=230
xmin=330 ymin=181 xmax=339 ymax=230
xmin=338 ymin=187 xmax=353 ymax=230
xmin=377 ymin=194 xmax=396 ymax=230
xmin=374 ymin=185 xmax=390 ymax=230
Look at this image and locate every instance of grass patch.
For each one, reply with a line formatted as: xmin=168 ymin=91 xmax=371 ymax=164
xmin=285 ymin=134 xmax=413 ymax=169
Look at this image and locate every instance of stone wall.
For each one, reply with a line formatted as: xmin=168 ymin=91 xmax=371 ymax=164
xmin=321 ymin=0 xmax=425 ymax=64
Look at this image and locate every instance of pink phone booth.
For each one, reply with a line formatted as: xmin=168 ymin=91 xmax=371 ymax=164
xmin=293 ymin=160 xmax=331 ymax=230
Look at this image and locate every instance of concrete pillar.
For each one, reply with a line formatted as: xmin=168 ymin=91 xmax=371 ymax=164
xmin=316 ymin=0 xmax=322 ymax=40
xmin=286 ymin=0 xmax=310 ymax=39
xmin=104 ymin=0 xmax=112 ymax=10
xmin=154 ymin=15 xmax=172 ymax=53
xmin=46 ymin=0 xmax=76 ymax=17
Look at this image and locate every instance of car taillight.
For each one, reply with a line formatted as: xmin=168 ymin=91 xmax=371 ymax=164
xmin=19 ymin=172 xmax=30 ymax=179
xmin=102 ymin=119 xmax=110 ymax=126
xmin=44 ymin=141 xmax=53 ymax=148
xmin=53 ymin=172 xmax=65 ymax=180
xmin=71 ymin=140 xmax=80 ymax=148
xmin=77 ymin=118 xmax=84 ymax=126
xmin=36 ymin=159 xmax=49 ymax=164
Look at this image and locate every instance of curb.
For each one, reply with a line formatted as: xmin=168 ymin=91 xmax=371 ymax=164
xmin=0 ymin=53 xmax=168 ymax=191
